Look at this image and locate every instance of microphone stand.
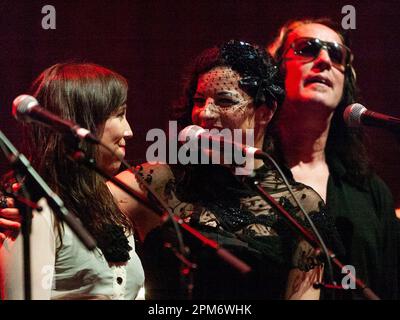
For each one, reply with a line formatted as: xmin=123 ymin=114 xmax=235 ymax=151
xmin=243 ymin=151 xmax=381 ymax=300
xmin=163 ymin=242 xmax=197 ymax=300
xmin=0 ymin=131 xmax=97 ymax=299
xmin=10 ymin=174 xmax=33 ymax=300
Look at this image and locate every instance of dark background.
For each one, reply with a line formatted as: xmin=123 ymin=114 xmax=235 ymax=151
xmin=1 ymin=0 xmax=400 ymax=207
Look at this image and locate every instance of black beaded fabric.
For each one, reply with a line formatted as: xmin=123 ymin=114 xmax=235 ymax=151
xmin=174 ymin=164 xmax=344 ymax=269
xmin=96 ymin=224 xmax=132 ymax=263
xmin=220 ymin=40 xmax=285 ymax=108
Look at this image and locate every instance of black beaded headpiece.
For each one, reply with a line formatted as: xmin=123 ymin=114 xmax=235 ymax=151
xmin=220 ymin=40 xmax=285 ymax=108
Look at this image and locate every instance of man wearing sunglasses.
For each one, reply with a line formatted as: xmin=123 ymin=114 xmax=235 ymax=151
xmin=268 ymin=18 xmax=400 ymax=300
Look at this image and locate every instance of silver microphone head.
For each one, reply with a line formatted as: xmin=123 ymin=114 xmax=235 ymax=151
xmin=12 ymin=94 xmax=39 ymax=121
xmin=343 ymin=103 xmax=367 ymax=127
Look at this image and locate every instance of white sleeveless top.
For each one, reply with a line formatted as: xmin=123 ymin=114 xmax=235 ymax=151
xmin=0 ymin=198 xmax=144 ymax=300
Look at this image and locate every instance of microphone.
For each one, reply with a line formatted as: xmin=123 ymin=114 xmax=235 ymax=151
xmin=178 ymin=125 xmax=267 ymax=175
xmin=12 ymin=94 xmax=100 ymax=143
xmin=179 ymin=125 xmax=264 ymax=159
xmin=344 ymin=103 xmax=400 ymax=132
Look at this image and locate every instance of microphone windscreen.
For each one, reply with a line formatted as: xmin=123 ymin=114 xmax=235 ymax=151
xmin=12 ymin=94 xmax=38 ymax=119
xmin=343 ymin=103 xmax=367 ymax=127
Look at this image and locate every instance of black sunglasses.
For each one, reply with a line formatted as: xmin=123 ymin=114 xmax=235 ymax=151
xmin=284 ymin=37 xmax=353 ymax=69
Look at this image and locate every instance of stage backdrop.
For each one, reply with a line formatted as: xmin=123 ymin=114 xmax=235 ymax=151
xmin=1 ymin=0 xmax=400 ymax=207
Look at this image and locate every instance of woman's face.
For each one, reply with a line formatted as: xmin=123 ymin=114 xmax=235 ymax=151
xmin=96 ymin=104 xmax=133 ymax=175
xmin=191 ymin=66 xmax=273 ymax=147
xmin=282 ymin=23 xmax=345 ymax=111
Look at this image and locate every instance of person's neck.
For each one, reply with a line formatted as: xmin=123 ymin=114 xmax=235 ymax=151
xmin=278 ymin=101 xmax=334 ymax=169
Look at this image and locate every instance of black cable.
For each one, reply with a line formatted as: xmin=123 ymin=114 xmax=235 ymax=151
xmin=259 ymin=153 xmax=336 ymax=292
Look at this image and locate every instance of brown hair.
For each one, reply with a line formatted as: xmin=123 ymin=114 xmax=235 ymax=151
xmin=26 ymin=62 xmax=132 ymax=243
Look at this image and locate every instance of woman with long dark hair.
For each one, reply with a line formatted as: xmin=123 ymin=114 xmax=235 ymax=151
xmin=0 ymin=63 xmax=144 ymax=299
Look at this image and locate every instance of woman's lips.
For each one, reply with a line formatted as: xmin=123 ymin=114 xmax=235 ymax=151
xmin=304 ymin=75 xmax=333 ymax=88
xmin=200 ymin=124 xmax=223 ymax=131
